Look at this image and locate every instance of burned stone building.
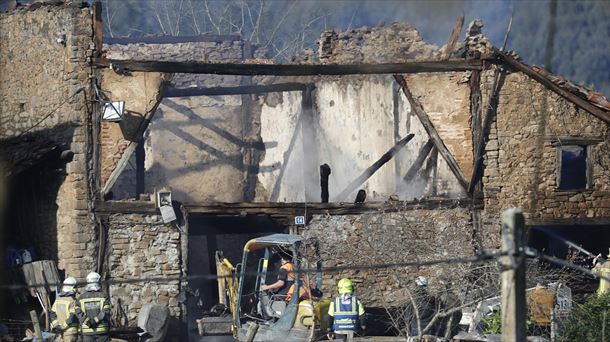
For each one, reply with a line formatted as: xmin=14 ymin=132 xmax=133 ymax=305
xmin=0 ymin=2 xmax=609 ymax=338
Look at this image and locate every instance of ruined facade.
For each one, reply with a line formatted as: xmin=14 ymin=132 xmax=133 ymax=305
xmin=1 ymin=3 xmax=609 ymax=337
xmin=0 ymin=3 xmax=96 ymax=278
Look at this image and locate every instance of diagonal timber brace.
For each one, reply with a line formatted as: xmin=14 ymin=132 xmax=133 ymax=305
xmin=394 ymin=75 xmax=470 ymax=192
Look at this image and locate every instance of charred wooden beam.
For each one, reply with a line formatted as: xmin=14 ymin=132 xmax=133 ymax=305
xmin=443 ymin=13 xmax=465 ymax=59
xmin=468 ymin=68 xmax=505 ymax=193
xmin=469 ymin=70 xmax=483 ymax=194
xmin=403 ymin=139 xmax=435 ymax=182
xmin=320 ymin=164 xmax=331 ymax=203
xmin=335 ymin=133 xmax=415 ymax=201
xmin=93 ymin=58 xmax=484 ymax=76
xmin=163 ymin=83 xmax=309 ymax=97
xmin=94 ymin=198 xmax=481 ymax=216
xmin=496 ymin=50 xmax=610 ymax=123
xmin=394 ymin=75 xmax=470 ymax=192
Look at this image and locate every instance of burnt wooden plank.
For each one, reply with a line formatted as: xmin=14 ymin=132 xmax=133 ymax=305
xmin=95 ymin=198 xmax=483 ymax=216
xmin=394 ymin=75 xmax=470 ymax=192
xmin=403 ymin=139 xmax=434 ymax=182
xmin=497 ymin=51 xmax=610 ymax=123
xmin=94 ymin=58 xmax=484 ymax=76
xmin=443 ymin=13 xmax=465 ymax=59
xmin=468 ymin=68 xmax=505 ymax=193
xmin=335 ymin=133 xmax=415 ymax=201
xmin=469 ymin=70 xmax=483 ymax=194
xmin=164 ymin=83 xmax=308 ymax=97
xmin=320 ymin=164 xmax=331 ymax=203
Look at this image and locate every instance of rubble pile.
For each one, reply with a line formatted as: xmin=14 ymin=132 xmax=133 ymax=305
xmin=463 ymin=19 xmax=494 ymax=57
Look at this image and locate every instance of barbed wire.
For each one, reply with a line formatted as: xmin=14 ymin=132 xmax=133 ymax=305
xmin=0 ymin=250 xmax=503 ymax=290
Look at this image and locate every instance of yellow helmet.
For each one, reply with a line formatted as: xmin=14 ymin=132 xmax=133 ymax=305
xmin=337 ymin=278 xmax=353 ymax=294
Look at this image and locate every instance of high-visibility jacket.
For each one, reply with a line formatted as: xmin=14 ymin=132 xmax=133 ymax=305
xmin=285 ymin=276 xmax=318 ymax=303
xmin=596 ymin=260 xmax=610 ymax=295
xmin=50 ymin=295 xmax=79 ymax=335
xmin=76 ymin=290 xmax=111 ymax=335
xmin=328 ymin=295 xmax=365 ymax=332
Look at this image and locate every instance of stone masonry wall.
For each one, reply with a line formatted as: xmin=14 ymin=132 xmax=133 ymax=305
xmin=480 ymin=70 xmax=610 ymax=248
xmin=0 ymin=4 xmax=95 ymax=277
xmin=299 ymin=207 xmax=474 ymax=307
xmin=107 ymin=213 xmax=183 ymax=324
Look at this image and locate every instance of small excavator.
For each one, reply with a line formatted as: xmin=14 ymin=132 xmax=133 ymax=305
xmin=198 ymin=233 xmax=331 ymax=341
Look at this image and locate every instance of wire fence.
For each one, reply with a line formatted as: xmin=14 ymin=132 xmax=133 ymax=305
xmin=1 ymin=247 xmax=607 ymax=290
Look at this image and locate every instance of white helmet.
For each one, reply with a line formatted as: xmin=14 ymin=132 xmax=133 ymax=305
xmin=86 ymin=272 xmax=101 ymax=284
xmin=61 ymin=277 xmax=77 ymax=294
xmin=415 ymin=276 xmax=428 ymax=287
xmin=85 ymin=272 xmax=101 ymax=291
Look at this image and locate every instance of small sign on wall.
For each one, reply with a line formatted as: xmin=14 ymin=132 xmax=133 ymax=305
xmin=294 ymin=216 xmax=305 ymax=225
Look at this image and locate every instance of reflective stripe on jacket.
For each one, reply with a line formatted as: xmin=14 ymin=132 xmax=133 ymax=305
xmin=77 ymin=291 xmax=111 ymax=335
xmin=331 ymin=296 xmax=361 ymax=331
xmin=51 ymin=295 xmax=79 ymax=334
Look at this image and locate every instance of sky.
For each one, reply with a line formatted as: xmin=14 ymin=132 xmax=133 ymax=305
xmin=1 ymin=0 xmax=609 ymax=95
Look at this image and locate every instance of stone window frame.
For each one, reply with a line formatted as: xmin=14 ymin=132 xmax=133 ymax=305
xmin=549 ymin=136 xmax=603 ymax=192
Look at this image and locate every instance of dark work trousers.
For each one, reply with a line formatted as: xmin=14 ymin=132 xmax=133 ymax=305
xmin=82 ymin=335 xmax=110 ymax=342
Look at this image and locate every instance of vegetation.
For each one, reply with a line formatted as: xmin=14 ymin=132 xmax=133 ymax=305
xmin=558 ymin=293 xmax=610 ymax=342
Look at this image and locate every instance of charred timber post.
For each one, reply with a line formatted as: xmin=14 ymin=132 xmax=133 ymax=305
xmin=335 ymin=133 xmax=415 ymax=201
xmin=403 ymin=139 xmax=434 ymax=182
xmin=468 ymin=68 xmax=504 ymax=193
xmin=320 ymin=164 xmax=331 ymax=203
xmin=94 ymin=58 xmax=484 ymax=76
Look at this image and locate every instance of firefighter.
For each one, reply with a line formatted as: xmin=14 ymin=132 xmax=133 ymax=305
xmin=76 ymin=272 xmax=111 ymax=342
xmin=593 ymin=249 xmax=610 ymax=295
xmin=50 ymin=277 xmax=79 ymax=341
xmin=326 ymin=278 xmax=365 ymax=341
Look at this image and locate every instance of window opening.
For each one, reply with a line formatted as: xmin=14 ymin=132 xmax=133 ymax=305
xmin=558 ymin=145 xmax=587 ymax=190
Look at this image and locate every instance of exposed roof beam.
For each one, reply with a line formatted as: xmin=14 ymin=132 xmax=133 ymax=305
xmin=93 ymin=58 xmax=483 ymax=76
xmin=94 ymin=198 xmax=482 ymax=216
xmin=497 ymin=50 xmax=610 ymax=124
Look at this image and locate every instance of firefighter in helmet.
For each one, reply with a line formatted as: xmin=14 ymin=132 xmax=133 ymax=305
xmin=50 ymin=277 xmax=79 ymax=341
xmin=326 ymin=278 xmax=366 ymax=341
xmin=75 ymin=272 xmax=111 ymax=342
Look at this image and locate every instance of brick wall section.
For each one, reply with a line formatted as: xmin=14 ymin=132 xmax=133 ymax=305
xmin=299 ymin=208 xmax=473 ymax=307
xmin=107 ymin=213 xmax=183 ymax=323
xmin=0 ymin=4 xmax=95 ymax=277
xmin=99 ymin=70 xmax=166 ymax=187
xmin=480 ymin=70 xmax=610 ymax=248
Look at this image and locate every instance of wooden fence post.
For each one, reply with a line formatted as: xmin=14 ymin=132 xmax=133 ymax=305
xmin=29 ymin=310 xmax=43 ymax=342
xmin=500 ymin=208 xmax=527 ymax=341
